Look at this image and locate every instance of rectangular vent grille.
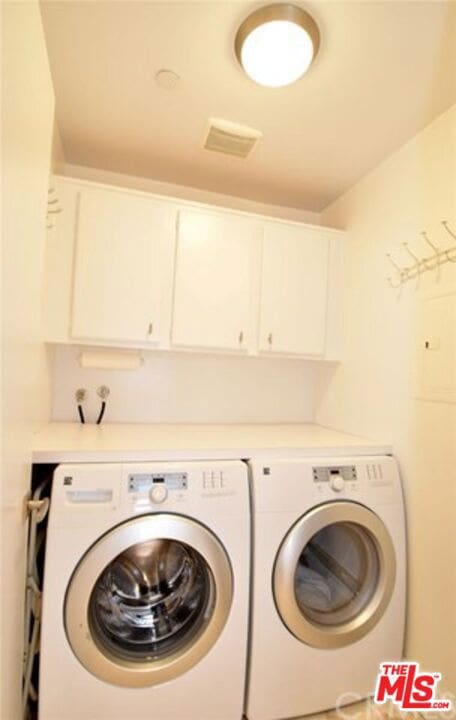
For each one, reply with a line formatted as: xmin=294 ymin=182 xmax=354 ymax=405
xmin=204 ymin=119 xmax=262 ymax=159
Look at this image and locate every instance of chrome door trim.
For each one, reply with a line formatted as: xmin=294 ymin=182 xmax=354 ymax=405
xmin=273 ymin=501 xmax=396 ymax=649
xmin=65 ymin=514 xmax=233 ymax=687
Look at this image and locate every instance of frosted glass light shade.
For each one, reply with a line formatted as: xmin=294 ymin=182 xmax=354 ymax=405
xmin=235 ymin=4 xmax=320 ymax=88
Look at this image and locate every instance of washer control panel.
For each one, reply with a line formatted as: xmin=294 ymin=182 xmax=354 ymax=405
xmin=313 ymin=465 xmax=357 ymax=493
xmin=128 ymin=472 xmax=187 ymax=504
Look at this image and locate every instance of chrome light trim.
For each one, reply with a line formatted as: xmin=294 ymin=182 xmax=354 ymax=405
xmin=273 ymin=501 xmax=396 ymax=649
xmin=235 ymin=4 xmax=321 ymax=70
xmin=65 ymin=514 xmax=233 ymax=687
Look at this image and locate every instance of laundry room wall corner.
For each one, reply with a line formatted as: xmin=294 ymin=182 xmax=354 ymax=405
xmin=316 ymin=104 xmax=456 ymax=693
xmin=1 ymin=3 xmax=56 ymax=718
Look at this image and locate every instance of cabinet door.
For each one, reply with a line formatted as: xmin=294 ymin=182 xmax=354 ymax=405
xmin=171 ymin=210 xmax=260 ymax=351
xmin=259 ymin=223 xmax=329 ymax=356
xmin=71 ymin=188 xmax=173 ymax=344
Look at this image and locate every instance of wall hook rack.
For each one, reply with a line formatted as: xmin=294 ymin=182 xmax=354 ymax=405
xmin=386 ymin=220 xmax=456 ymax=288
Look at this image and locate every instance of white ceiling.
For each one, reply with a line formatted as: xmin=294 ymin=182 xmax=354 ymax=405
xmin=41 ymin=1 xmax=456 ymax=212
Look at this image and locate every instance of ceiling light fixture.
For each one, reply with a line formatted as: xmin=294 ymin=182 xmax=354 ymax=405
xmin=235 ymin=4 xmax=320 ymax=88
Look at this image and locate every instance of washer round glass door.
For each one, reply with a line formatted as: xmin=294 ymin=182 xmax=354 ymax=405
xmin=65 ymin=514 xmax=233 ymax=687
xmin=273 ymin=502 xmax=396 ymax=648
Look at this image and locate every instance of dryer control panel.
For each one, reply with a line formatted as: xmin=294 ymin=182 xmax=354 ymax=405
xmin=312 ymin=465 xmax=357 ymax=483
xmin=250 ymin=456 xmax=401 ymax=513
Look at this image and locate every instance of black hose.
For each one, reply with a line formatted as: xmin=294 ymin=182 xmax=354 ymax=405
xmin=77 ymin=404 xmax=85 ymax=424
xmin=96 ymin=401 xmax=106 ymax=425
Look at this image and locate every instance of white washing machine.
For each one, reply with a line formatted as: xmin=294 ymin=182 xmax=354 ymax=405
xmin=247 ymin=456 xmax=406 ymax=720
xmin=40 ymin=461 xmax=250 ymax=720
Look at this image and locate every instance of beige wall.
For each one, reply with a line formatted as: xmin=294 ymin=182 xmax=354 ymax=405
xmin=51 ymin=117 xmax=66 ymax=174
xmin=1 ymin=2 xmax=55 ymax=718
xmin=64 ymin=163 xmax=321 ymax=226
xmin=317 ymin=104 xmax=456 ymax=693
xmin=50 ymin=346 xmax=319 ymax=424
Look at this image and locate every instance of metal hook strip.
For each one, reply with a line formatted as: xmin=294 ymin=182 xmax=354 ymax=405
xmin=387 ymin=221 xmax=456 ymax=288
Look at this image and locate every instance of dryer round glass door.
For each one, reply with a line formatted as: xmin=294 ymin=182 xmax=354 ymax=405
xmin=65 ymin=514 xmax=233 ymax=687
xmin=273 ymin=501 xmax=396 ymax=648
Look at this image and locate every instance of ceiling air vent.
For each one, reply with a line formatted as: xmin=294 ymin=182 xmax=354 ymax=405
xmin=204 ymin=118 xmax=262 ymax=159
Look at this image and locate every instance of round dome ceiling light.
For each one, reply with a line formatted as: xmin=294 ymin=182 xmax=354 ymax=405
xmin=235 ymin=4 xmax=320 ymax=88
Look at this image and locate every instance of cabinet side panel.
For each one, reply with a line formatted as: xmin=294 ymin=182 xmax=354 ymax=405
xmin=324 ymin=232 xmax=345 ymax=361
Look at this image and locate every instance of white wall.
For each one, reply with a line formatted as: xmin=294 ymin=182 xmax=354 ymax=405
xmin=51 ymin=116 xmax=66 ymax=174
xmin=1 ymin=3 xmax=55 ymax=718
xmin=51 ymin=346 xmax=319 ymax=424
xmin=317 ymin=104 xmax=456 ymax=693
xmin=64 ymin=163 xmax=321 ymax=226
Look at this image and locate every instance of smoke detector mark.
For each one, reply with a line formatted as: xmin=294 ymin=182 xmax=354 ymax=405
xmin=155 ymin=69 xmax=180 ymax=90
xmin=204 ymin=118 xmax=262 ymax=158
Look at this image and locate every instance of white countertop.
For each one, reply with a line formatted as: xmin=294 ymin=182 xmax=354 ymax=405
xmin=31 ymin=423 xmax=392 ymax=463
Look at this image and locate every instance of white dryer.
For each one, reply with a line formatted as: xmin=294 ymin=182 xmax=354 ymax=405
xmin=40 ymin=461 xmax=250 ymax=720
xmin=247 ymin=456 xmax=406 ymax=720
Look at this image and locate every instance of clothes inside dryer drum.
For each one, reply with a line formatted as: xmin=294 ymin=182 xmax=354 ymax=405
xmin=89 ymin=539 xmax=215 ymax=661
xmin=294 ymin=522 xmax=380 ymax=625
xmin=294 ymin=566 xmax=332 ymax=611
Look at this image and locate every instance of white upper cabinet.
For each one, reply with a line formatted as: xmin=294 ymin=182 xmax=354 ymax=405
xmin=43 ymin=177 xmax=344 ymax=360
xmin=259 ymin=223 xmax=329 ymax=356
xmin=171 ymin=210 xmax=261 ymax=351
xmin=71 ymin=187 xmax=174 ymax=344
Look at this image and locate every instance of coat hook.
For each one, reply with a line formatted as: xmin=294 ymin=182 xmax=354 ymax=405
xmin=421 ymin=231 xmax=439 ymax=253
xmin=402 ymin=242 xmax=421 ymax=264
xmin=420 ymin=231 xmax=439 ymax=275
xmin=442 ymin=220 xmax=456 ymax=241
xmin=387 ymin=276 xmax=402 ymax=289
xmin=386 ymin=253 xmax=403 ymax=273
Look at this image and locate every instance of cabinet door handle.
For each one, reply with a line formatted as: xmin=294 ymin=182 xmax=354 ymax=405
xmin=239 ymin=331 xmax=244 ymax=343
xmin=148 ymin=322 xmax=154 ymax=336
xmin=268 ymin=332 xmax=273 ymax=345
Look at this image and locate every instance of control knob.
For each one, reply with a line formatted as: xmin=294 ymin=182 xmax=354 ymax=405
xmin=149 ymin=485 xmax=168 ymax=504
xmin=330 ymin=474 xmax=345 ymax=492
